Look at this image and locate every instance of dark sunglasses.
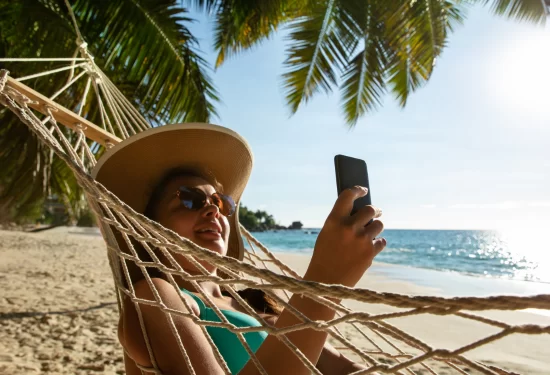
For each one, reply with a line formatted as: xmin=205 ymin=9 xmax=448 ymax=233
xmin=175 ymin=186 xmax=236 ymax=217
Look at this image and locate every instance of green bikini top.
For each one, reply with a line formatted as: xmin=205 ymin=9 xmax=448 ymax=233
xmin=180 ymin=288 xmax=268 ymax=374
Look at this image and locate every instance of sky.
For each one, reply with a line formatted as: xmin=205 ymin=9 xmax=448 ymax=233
xmin=185 ymin=6 xmax=550 ymax=231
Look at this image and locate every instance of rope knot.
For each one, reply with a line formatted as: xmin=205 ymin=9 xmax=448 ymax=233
xmin=0 ymin=70 xmax=9 ymax=94
xmin=432 ymin=349 xmax=452 ymax=358
xmin=44 ymin=104 xmax=59 ymax=114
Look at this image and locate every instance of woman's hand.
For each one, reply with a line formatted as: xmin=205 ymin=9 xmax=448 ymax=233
xmin=305 ymin=186 xmax=386 ymax=287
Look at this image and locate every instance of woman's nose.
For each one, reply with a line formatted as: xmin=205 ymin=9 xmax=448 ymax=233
xmin=202 ymin=198 xmax=221 ymax=217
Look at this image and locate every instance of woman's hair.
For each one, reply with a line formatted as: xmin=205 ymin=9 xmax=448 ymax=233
xmin=125 ymin=167 xmax=283 ymax=316
xmin=225 ymin=288 xmax=283 ymax=315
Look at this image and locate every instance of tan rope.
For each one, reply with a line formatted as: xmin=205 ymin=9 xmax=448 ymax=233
xmin=0 ymin=57 xmax=86 ymax=62
xmin=2 ymin=67 xmax=549 ymax=375
xmin=77 ymin=77 xmax=92 ymax=117
xmin=63 ymin=0 xmax=85 ymax=47
xmin=49 ymin=69 xmax=88 ymax=101
xmin=15 ymin=62 xmax=88 ymax=82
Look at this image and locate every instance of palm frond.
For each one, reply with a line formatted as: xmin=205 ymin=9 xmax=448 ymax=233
xmin=0 ymin=120 xmax=49 ymax=222
xmin=213 ymin=0 xmax=280 ymax=67
xmin=189 ymin=0 xmax=546 ymax=127
xmin=282 ymin=0 xmax=355 ymax=114
xmin=340 ymin=3 xmax=387 ymax=126
xmin=0 ymin=0 xmax=219 ymax=222
xmin=186 ymin=0 xmax=306 ymax=67
xmin=477 ymin=0 xmax=548 ymax=23
xmin=75 ymin=0 xmax=218 ymax=122
xmin=184 ymin=0 xmax=221 ymax=14
xmin=385 ymin=0 xmax=466 ymax=107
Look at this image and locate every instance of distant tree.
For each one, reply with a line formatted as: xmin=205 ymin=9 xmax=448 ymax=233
xmin=264 ymin=214 xmax=276 ymax=229
xmin=239 ymin=205 xmax=281 ymax=231
xmin=238 ymin=205 xmax=260 ymax=231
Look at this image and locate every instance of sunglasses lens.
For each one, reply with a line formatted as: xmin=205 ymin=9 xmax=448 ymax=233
xmin=178 ymin=187 xmax=235 ymax=216
xmin=178 ymin=187 xmax=206 ymax=210
xmin=213 ymin=193 xmax=236 ymax=217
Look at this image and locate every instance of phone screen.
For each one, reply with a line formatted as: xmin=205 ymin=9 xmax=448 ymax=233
xmin=334 ymin=155 xmax=371 ymax=215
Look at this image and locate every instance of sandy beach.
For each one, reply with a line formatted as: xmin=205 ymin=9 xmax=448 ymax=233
xmin=0 ymin=228 xmax=548 ymax=374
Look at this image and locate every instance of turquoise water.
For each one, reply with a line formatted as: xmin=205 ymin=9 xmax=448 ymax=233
xmin=248 ymin=229 xmax=550 ymax=283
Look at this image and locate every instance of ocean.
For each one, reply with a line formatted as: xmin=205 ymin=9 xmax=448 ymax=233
xmin=249 ymin=229 xmax=550 ymax=284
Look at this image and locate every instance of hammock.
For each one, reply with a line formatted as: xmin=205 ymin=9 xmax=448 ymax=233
xmin=1 ymin=3 xmax=549 ymax=374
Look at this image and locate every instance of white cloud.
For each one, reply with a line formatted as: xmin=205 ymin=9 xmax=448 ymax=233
xmin=420 ymin=204 xmax=437 ymax=208
xmin=450 ymin=203 xmax=482 ymax=209
xmin=527 ymin=201 xmax=550 ymax=208
xmin=450 ymin=200 xmax=550 ymax=210
xmin=482 ymin=201 xmax=523 ymax=210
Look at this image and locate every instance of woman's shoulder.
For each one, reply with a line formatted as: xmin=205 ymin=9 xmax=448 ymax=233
xmin=119 ymin=278 xmax=202 ymax=370
xmin=131 ymin=277 xmax=201 ymax=317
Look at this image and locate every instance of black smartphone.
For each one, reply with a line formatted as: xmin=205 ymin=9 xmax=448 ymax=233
xmin=334 ymin=155 xmax=371 ymax=215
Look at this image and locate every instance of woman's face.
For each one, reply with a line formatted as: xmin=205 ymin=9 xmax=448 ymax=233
xmin=153 ymin=175 xmax=231 ymax=273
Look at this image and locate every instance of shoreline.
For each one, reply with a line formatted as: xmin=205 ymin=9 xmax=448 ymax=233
xmin=275 ymin=252 xmax=550 ymax=319
xmin=270 ymin=248 xmax=550 ymax=289
xmin=273 ymin=251 xmax=550 ymax=296
xmin=24 ymin=226 xmax=550 ymax=286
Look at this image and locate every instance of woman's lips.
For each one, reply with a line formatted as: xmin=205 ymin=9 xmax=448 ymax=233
xmin=195 ymin=231 xmax=222 ymax=240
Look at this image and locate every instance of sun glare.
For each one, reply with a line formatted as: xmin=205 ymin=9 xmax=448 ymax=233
xmin=489 ymin=30 xmax=550 ymax=117
xmin=496 ymin=221 xmax=550 ymax=283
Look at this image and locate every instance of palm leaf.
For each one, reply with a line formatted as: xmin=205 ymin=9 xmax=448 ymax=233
xmin=211 ymin=0 xmax=297 ymax=67
xmin=75 ymin=0 xmax=218 ymax=122
xmin=282 ymin=0 xmax=354 ymax=114
xmin=187 ymin=0 xmax=306 ymax=67
xmin=477 ymin=0 xmax=548 ymax=23
xmin=198 ymin=0 xmax=546 ymax=127
xmin=0 ymin=0 xmax=219 ymax=223
xmin=340 ymin=2 xmax=388 ymax=126
xmin=385 ymin=0 xmax=466 ymax=107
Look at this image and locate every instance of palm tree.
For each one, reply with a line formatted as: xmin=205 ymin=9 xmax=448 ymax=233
xmin=0 ymin=0 xmax=218 ymax=223
xmin=195 ymin=0 xmax=547 ymax=126
xmin=0 ymin=0 xmax=546 ymax=224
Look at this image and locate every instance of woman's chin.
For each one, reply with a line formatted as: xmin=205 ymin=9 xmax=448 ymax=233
xmin=192 ymin=236 xmax=226 ymax=255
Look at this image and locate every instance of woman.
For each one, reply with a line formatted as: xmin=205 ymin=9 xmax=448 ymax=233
xmin=92 ymin=124 xmax=386 ymax=375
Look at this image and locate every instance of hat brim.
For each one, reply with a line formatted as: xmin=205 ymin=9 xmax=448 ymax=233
xmin=91 ymin=123 xmax=253 ymax=260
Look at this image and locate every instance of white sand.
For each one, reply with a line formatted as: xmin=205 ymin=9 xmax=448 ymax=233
xmin=0 ymin=229 xmax=121 ymax=374
xmin=0 ymin=229 xmax=548 ymax=374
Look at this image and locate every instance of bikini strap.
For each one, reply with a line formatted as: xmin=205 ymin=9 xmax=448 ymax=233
xmin=180 ymin=288 xmax=206 ymax=317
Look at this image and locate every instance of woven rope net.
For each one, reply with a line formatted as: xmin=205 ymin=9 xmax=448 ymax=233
xmin=1 ymin=8 xmax=550 ymax=375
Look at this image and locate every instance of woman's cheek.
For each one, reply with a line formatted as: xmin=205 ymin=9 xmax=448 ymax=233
xmin=165 ymin=218 xmax=195 ymax=239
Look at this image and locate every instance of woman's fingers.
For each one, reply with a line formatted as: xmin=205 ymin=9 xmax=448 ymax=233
xmin=329 ymin=186 xmax=368 ymax=219
xmin=364 ymin=219 xmax=384 ymax=238
xmin=352 ymin=204 xmax=381 ymax=229
xmin=372 ymin=237 xmax=387 ymax=255
xmin=310 ymin=189 xmax=387 ymax=288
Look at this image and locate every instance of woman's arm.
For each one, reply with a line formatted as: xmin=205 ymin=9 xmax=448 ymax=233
xmin=239 ymin=280 xmax=337 ymax=374
xmin=262 ymin=314 xmax=365 ymax=374
xmin=317 ymin=343 xmax=368 ymax=374
xmin=262 ymin=315 xmax=366 ymax=374
xmin=240 ymin=186 xmax=385 ymax=375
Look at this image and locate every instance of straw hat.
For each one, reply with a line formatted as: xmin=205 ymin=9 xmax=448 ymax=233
xmin=91 ymin=123 xmax=254 ymax=260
